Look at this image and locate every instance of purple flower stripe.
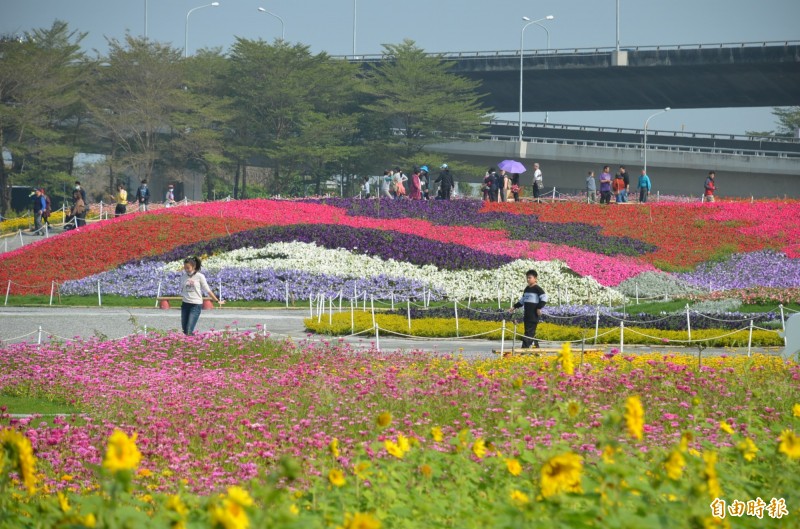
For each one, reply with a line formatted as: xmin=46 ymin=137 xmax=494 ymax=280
xmin=59 ymin=262 xmax=444 ymax=302
xmin=304 ymin=198 xmax=656 ymax=257
xmin=136 ymin=224 xmax=513 ymax=271
xmin=676 ymin=250 xmax=800 ymax=290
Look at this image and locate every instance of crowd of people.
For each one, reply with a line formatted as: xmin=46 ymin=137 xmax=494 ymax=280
xmin=363 ymin=164 xmax=456 ymax=201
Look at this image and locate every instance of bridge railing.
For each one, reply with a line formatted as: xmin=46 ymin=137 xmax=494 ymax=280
xmin=463 ymin=131 xmax=800 ymax=159
xmin=490 ymin=119 xmax=800 ymax=145
xmin=334 ymin=40 xmax=800 ymax=62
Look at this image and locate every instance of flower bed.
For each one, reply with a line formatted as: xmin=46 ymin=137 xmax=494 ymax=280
xmin=304 ymin=313 xmax=783 ymax=347
xmin=1 ymin=336 xmax=797 ymax=527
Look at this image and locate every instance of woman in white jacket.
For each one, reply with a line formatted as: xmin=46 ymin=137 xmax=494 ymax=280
xmin=180 ymin=256 xmax=224 ymax=335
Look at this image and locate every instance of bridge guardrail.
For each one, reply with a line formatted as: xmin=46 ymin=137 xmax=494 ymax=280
xmin=334 ymin=40 xmax=800 ymax=62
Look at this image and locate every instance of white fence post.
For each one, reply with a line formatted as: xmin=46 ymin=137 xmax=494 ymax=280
xmin=97 ymin=280 xmax=102 ymax=306
xmin=454 ymin=300 xmax=459 ymax=337
xmin=391 ymin=292 xmax=394 ymax=311
xmin=155 ymin=280 xmax=162 ymax=308
xmin=370 ymin=295 xmax=375 ymax=328
xmin=328 ymin=296 xmax=333 ymax=325
xmin=747 ymin=320 xmax=754 ymax=357
xmin=780 ymin=304 xmax=787 ymax=346
xmin=4 ymin=280 xmax=11 ymax=306
xmin=317 ymin=294 xmax=324 ymax=323
xmin=218 ymin=279 xmax=223 ymax=303
xmin=407 ymin=299 xmax=411 ymax=331
xmin=309 ymin=295 xmax=313 ymax=318
xmin=635 ymin=284 xmax=639 ymax=304
xmin=620 ymin=320 xmax=624 ymax=354
xmin=350 ymin=298 xmax=355 ymax=334
xmin=374 ymin=323 xmax=380 ymax=352
xmin=37 ymin=325 xmax=43 ymax=345
xmin=500 ymin=320 xmax=506 ymax=355
xmin=18 ymin=230 xmax=24 ymax=247
xmin=594 ymin=307 xmax=600 ymax=345
xmin=686 ymin=304 xmax=692 ymax=343
xmin=49 ymin=281 xmax=55 ymax=306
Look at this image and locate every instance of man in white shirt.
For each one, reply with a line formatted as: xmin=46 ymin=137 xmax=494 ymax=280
xmin=532 ymin=163 xmax=543 ymax=201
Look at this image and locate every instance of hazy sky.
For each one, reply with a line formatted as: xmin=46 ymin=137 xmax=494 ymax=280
xmin=3 ymin=0 xmax=799 ymax=135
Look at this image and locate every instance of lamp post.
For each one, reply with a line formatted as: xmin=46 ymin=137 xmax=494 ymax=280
xmin=185 ymin=2 xmax=220 ymax=58
xmin=643 ymin=107 xmax=670 ymax=172
xmin=353 ymin=0 xmax=357 ymax=57
xmin=257 ymin=7 xmax=285 ymax=41
xmin=616 ymin=0 xmax=620 ymax=54
xmin=519 ymin=15 xmax=554 ymax=142
xmin=144 ymin=0 xmax=148 ymax=39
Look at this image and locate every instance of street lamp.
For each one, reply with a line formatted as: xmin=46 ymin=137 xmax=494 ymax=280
xmin=185 ymin=2 xmax=220 ymax=58
xmin=643 ymin=107 xmax=670 ymax=172
xmin=353 ymin=0 xmax=357 ymax=57
xmin=257 ymin=7 xmax=286 ymax=41
xmin=519 ymin=15 xmax=554 ymax=142
xmin=144 ymin=0 xmax=148 ymax=39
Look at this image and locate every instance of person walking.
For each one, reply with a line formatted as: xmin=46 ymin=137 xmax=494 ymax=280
xmin=703 ymin=171 xmax=716 ymax=202
xmin=508 ymin=269 xmax=548 ymax=349
xmin=66 ymin=190 xmax=85 ymax=230
xmin=420 ymin=166 xmax=431 ymax=199
xmin=434 ymin=164 xmax=454 ymax=200
xmin=361 ymin=176 xmax=371 ymax=199
xmin=510 ymin=173 xmax=521 ymax=202
xmin=599 ymin=166 xmax=613 ymax=204
xmin=618 ymin=166 xmax=631 ymax=203
xmin=612 ymin=173 xmax=625 ymax=203
xmin=180 ymin=256 xmax=224 ymax=336
xmin=496 ymin=169 xmax=509 ymax=202
xmin=532 ymin=163 xmax=543 ymax=201
xmin=482 ymin=169 xmax=493 ymax=201
xmin=381 ymin=170 xmax=393 ymax=199
xmin=164 ymin=184 xmax=176 ymax=207
xmin=637 ymin=169 xmax=652 ymax=203
xmin=115 ymin=184 xmax=128 ymax=217
xmin=409 ymin=168 xmax=422 ymax=200
xmin=32 ymin=188 xmax=46 ymax=232
xmin=585 ymin=171 xmax=597 ymax=203
xmin=135 ymin=180 xmax=151 ymax=212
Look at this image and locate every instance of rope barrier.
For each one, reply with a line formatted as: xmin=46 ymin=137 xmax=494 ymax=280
xmin=622 ymin=326 xmax=756 ymax=344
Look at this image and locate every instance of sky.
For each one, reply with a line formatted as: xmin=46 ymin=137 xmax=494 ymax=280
xmin=3 ymin=0 xmax=799 ymax=136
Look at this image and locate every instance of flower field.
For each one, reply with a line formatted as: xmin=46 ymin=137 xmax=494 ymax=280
xmin=1 ymin=197 xmax=799 ymax=526
xmin=2 ymin=335 xmax=800 ymax=526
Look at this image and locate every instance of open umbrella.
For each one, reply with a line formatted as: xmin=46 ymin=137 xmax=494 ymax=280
xmin=498 ymin=159 xmax=526 ymax=173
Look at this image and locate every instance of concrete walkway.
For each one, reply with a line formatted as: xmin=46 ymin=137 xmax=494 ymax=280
xmin=0 ymin=306 xmax=784 ymax=360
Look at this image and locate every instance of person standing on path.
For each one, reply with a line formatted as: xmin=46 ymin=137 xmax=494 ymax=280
xmin=115 ymin=184 xmax=128 ymax=217
xmin=585 ymin=171 xmax=597 ymax=203
xmin=135 ymin=180 xmax=151 ymax=212
xmin=508 ymin=269 xmax=548 ymax=349
xmin=32 ymin=188 xmax=46 ymax=232
xmin=180 ymin=256 xmax=224 ymax=336
xmin=599 ymin=166 xmax=613 ymax=204
xmin=637 ymin=169 xmax=652 ymax=203
xmin=532 ymin=163 xmax=543 ymax=201
xmin=618 ymin=166 xmax=630 ymax=203
xmin=703 ymin=171 xmax=716 ymax=202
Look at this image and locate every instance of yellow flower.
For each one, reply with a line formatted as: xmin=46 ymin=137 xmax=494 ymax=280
xmin=737 ymin=438 xmax=758 ymax=462
xmin=137 ymin=468 xmax=153 ymax=478
xmin=557 ymin=343 xmax=574 ymax=376
xmin=512 ymin=377 xmax=524 ymax=389
xmin=82 ymin=514 xmax=97 ymax=528
xmin=778 ymin=429 xmax=800 ymax=460
xmin=624 ymin=396 xmax=645 ymax=441
xmin=353 ymin=461 xmax=371 ymax=480
xmin=430 ymin=426 xmax=443 ymax=442
xmin=289 ymin=504 xmax=299 ymax=515
xmin=0 ymin=428 xmax=37 ymax=493
xmin=60 ymin=474 xmax=74 ymax=482
xmin=793 ymin=403 xmax=800 ymax=418
xmin=419 ymin=464 xmax=432 ymax=478
xmin=540 ymin=452 xmax=583 ymax=499
xmin=329 ymin=438 xmax=340 ymax=458
xmin=719 ymin=421 xmax=734 ymax=435
xmin=329 ymin=468 xmax=346 ymax=487
xmin=472 ymin=438 xmax=487 ymax=459
xmin=376 ymin=412 xmax=392 ymax=428
xmin=679 ymin=431 xmax=694 ymax=453
xmin=102 ymin=430 xmax=142 ymax=474
xmin=385 ymin=440 xmax=404 ymax=459
xmin=57 ymin=491 xmax=71 ymax=513
xmin=702 ymin=451 xmax=723 ymax=499
xmin=505 ymin=458 xmax=522 ymax=476
xmin=664 ymin=450 xmax=685 ymax=481
xmin=566 ymin=399 xmax=581 ymax=418
xmin=166 ymin=495 xmax=189 ymax=516
xmin=509 ymin=489 xmax=530 ymax=506
xmin=209 ymin=498 xmax=250 ymax=529
xmin=227 ymin=486 xmax=254 ymax=507
xmin=340 ymin=512 xmax=381 ymax=529
xmin=397 ymin=434 xmax=411 ymax=454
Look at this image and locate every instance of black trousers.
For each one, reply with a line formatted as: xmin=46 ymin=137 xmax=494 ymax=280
xmin=521 ymin=320 xmax=539 ymax=348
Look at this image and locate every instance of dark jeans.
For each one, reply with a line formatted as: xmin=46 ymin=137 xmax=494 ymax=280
xmin=533 ymin=184 xmax=541 ymax=200
xmin=115 ymin=204 xmax=127 ymax=217
xmin=181 ymin=302 xmax=202 ymax=335
xmin=600 ymin=191 xmax=612 ymax=204
xmin=521 ymin=320 xmax=539 ymax=348
xmin=639 ymin=189 xmax=649 ymax=203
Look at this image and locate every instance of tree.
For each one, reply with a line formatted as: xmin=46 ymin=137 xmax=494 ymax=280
xmin=746 ymin=106 xmax=800 ymax=139
xmin=86 ymin=35 xmax=186 ymax=188
xmin=0 ymin=21 xmax=88 ymax=214
xmin=361 ymin=39 xmax=491 ymax=164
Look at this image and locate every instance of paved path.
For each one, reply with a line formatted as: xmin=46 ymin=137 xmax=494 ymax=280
xmin=0 ymin=306 xmax=785 ymax=360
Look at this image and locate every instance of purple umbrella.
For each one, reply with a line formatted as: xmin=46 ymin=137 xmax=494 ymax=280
xmin=498 ymin=159 xmax=526 ymax=173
